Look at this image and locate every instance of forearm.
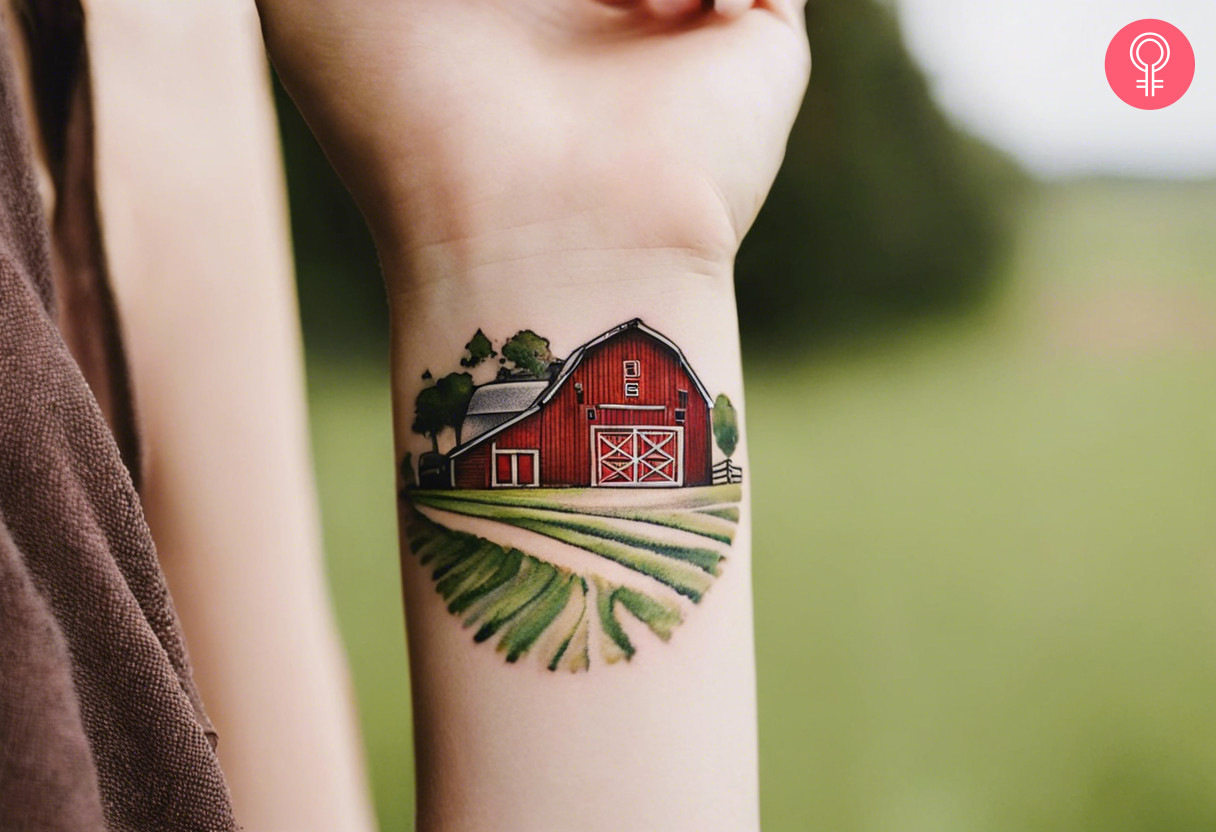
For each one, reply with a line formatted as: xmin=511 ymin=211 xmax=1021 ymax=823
xmin=257 ymin=3 xmax=808 ymax=827
xmin=90 ymin=4 xmax=374 ymax=828
xmin=387 ymin=241 xmax=758 ymax=832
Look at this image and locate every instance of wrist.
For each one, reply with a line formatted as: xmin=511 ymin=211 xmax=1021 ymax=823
xmin=382 ymin=239 xmax=735 ymax=313
xmin=362 ymin=161 xmax=740 ymax=300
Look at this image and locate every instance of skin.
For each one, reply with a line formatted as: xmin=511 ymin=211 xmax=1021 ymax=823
xmin=256 ymin=0 xmax=811 ymax=284
xmin=257 ymin=2 xmax=810 ymax=830
xmin=81 ymin=3 xmax=376 ymax=831
xmin=3 ymin=1 xmax=377 ymax=827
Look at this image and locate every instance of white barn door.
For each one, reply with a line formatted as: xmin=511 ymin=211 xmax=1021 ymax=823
xmin=591 ymin=426 xmax=683 ymax=487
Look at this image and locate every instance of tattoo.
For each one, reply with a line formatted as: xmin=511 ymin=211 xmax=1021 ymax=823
xmin=401 ymin=318 xmax=743 ymax=672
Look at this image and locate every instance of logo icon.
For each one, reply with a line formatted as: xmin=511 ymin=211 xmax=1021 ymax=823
xmin=1130 ymin=32 xmax=1169 ymax=97
xmin=1106 ymin=20 xmax=1194 ymax=109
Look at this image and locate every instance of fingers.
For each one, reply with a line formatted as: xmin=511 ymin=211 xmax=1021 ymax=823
xmin=589 ymin=0 xmax=691 ymax=12
xmin=591 ymin=0 xmax=755 ymax=22
xmin=646 ymin=0 xmax=703 ymax=16
xmin=756 ymin=0 xmax=808 ymax=28
xmin=646 ymin=0 xmax=754 ymax=19
xmin=711 ymin=0 xmax=753 ymax=19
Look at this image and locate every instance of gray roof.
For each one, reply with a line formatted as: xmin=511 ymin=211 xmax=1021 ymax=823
xmin=460 ymin=380 xmax=549 ymax=442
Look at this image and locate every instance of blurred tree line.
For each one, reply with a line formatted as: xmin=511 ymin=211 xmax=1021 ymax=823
xmin=275 ymin=0 xmax=1023 ymax=360
xmin=737 ymin=0 xmax=1024 ymax=339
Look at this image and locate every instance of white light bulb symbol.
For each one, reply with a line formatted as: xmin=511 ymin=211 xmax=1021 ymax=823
xmin=1130 ymin=32 xmax=1170 ymax=97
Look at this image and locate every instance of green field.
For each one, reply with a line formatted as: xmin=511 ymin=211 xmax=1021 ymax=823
xmin=307 ymin=182 xmax=1216 ymax=831
xmin=411 ymin=484 xmax=740 ymax=543
xmin=410 ymin=485 xmax=737 ymax=595
xmin=404 ymin=484 xmax=737 ymax=666
xmin=403 ymin=510 xmax=688 ymax=670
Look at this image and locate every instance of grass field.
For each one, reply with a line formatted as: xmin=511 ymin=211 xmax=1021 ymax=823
xmin=307 ymin=181 xmax=1216 ymax=831
xmin=403 ymin=509 xmax=689 ymax=669
xmin=412 ymin=484 xmax=740 ymax=543
xmin=410 ymin=485 xmax=738 ymax=596
xmin=404 ymin=484 xmax=738 ymax=667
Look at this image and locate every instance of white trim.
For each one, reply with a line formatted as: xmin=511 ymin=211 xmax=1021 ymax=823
xmin=598 ymin=404 xmax=666 ymax=411
xmin=590 ymin=425 xmax=684 ymax=488
xmin=490 ymin=442 xmax=540 ymax=488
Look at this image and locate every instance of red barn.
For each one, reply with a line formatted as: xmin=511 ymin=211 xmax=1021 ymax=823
xmin=447 ymin=319 xmax=713 ymax=488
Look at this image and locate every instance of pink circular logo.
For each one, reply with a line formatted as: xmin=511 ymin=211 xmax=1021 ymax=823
xmin=1106 ymin=20 xmax=1195 ymax=109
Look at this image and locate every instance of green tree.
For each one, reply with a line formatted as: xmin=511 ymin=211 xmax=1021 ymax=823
xmin=460 ymin=329 xmax=496 ymax=368
xmin=501 ymin=330 xmax=554 ymax=378
xmin=733 ymin=0 xmax=1021 ymax=340
xmin=411 ymin=372 xmax=474 ymax=452
xmin=711 ymin=394 xmax=739 ymax=459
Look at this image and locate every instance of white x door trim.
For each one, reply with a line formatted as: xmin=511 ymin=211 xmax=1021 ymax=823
xmin=590 ymin=426 xmax=684 ymax=487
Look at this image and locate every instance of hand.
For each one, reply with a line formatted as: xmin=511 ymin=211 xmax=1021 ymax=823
xmin=258 ymin=0 xmax=810 ymax=280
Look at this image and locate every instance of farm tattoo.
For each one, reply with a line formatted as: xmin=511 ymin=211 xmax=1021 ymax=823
xmin=400 ymin=319 xmax=742 ymax=672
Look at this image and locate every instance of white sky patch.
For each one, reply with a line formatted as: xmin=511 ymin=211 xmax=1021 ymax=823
xmin=892 ymin=0 xmax=1216 ymax=178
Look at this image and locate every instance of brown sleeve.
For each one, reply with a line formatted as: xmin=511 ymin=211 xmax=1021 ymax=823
xmin=0 ymin=517 xmax=107 ymax=832
xmin=0 ymin=5 xmax=237 ymax=830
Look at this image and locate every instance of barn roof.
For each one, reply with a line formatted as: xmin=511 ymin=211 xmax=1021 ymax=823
xmin=460 ymin=380 xmax=549 ymax=443
xmin=540 ymin=318 xmax=714 ymax=407
xmin=449 ymin=318 xmax=713 ymax=459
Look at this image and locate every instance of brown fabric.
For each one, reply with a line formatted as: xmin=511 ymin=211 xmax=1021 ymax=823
xmin=19 ymin=0 xmax=142 ymax=485
xmin=0 ymin=520 xmax=107 ymax=831
xmin=0 ymin=4 xmax=236 ymax=831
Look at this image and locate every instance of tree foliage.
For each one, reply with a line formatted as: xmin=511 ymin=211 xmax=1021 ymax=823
xmin=460 ymin=329 xmax=497 ymax=368
xmin=712 ymin=394 xmax=739 ymax=459
xmin=501 ymin=330 xmax=555 ymax=378
xmin=411 ymin=372 xmax=474 ymax=452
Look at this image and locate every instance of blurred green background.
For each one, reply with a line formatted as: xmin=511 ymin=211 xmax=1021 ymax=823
xmin=279 ymin=2 xmax=1216 ymax=830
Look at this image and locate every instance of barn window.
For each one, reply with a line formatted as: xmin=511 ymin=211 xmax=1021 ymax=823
xmin=495 ymin=453 xmax=513 ymax=483
xmin=623 ymin=360 xmax=641 ymax=398
xmin=678 ymin=389 xmax=689 ymax=409
xmin=587 ymin=408 xmax=597 ymax=420
xmin=492 ymin=448 xmax=539 ymax=487
xmin=575 ymin=382 xmax=584 ymax=404
xmin=675 ymin=409 xmax=686 ymax=424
